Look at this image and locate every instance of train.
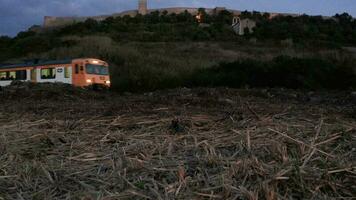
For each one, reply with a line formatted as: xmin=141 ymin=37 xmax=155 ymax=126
xmin=0 ymin=58 xmax=111 ymax=87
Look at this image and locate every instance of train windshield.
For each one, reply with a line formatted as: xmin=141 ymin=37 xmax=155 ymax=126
xmin=85 ymin=64 xmax=109 ymax=75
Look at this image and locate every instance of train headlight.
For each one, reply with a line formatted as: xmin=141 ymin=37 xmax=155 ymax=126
xmin=86 ymin=79 xmax=92 ymax=83
xmin=105 ymin=80 xmax=111 ymax=84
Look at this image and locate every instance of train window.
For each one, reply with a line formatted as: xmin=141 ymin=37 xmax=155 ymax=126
xmin=0 ymin=72 xmax=6 ymax=80
xmin=75 ymin=64 xmax=79 ymax=74
xmin=86 ymin=64 xmax=109 ymax=75
xmin=0 ymin=71 xmax=13 ymax=80
xmin=0 ymin=70 xmax=26 ymax=81
xmin=64 ymin=67 xmax=70 ymax=78
xmin=9 ymin=72 xmax=16 ymax=80
xmin=41 ymin=68 xmax=56 ymax=79
xmin=80 ymin=66 xmax=84 ymax=71
xmin=15 ymin=70 xmax=27 ymax=80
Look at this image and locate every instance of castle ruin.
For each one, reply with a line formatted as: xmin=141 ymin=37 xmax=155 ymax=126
xmin=138 ymin=0 xmax=148 ymax=15
xmin=43 ymin=1 xmax=242 ymax=29
xmin=42 ymin=0 xmax=300 ymax=35
xmin=232 ymin=17 xmax=257 ymax=35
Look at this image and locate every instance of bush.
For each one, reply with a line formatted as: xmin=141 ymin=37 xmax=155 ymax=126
xmin=111 ymin=55 xmax=356 ymax=92
xmin=3 ymin=33 xmax=355 ymax=92
xmin=188 ymin=56 xmax=356 ymax=90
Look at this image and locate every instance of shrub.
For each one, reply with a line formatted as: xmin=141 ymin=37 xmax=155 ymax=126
xmin=189 ymin=56 xmax=356 ymax=90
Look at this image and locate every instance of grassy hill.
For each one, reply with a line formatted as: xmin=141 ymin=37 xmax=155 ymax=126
xmin=0 ymin=10 xmax=356 ymax=92
xmin=0 ymin=10 xmax=355 ymax=200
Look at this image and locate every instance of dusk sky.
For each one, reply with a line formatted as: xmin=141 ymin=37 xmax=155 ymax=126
xmin=0 ymin=0 xmax=355 ymax=37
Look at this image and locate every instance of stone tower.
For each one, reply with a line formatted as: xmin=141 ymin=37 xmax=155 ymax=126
xmin=138 ymin=0 xmax=148 ymax=15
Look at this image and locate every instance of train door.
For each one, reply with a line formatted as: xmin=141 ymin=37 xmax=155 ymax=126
xmin=63 ymin=65 xmax=72 ymax=84
xmin=72 ymin=62 xmax=86 ymax=86
xmin=31 ymin=68 xmax=37 ymax=82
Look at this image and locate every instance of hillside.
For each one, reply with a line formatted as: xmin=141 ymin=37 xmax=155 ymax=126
xmin=1 ymin=11 xmax=356 ymax=92
xmin=1 ymin=11 xmax=356 ymax=62
xmin=0 ymin=9 xmax=355 ymax=200
xmin=0 ymin=83 xmax=355 ymax=199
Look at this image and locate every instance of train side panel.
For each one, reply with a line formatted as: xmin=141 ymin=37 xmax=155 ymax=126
xmin=35 ymin=65 xmax=73 ymax=84
xmin=0 ymin=67 xmax=32 ymax=87
xmin=0 ymin=80 xmax=12 ymax=87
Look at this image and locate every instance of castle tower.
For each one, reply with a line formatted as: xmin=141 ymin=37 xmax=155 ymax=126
xmin=43 ymin=16 xmax=57 ymax=27
xmin=138 ymin=0 xmax=148 ymax=15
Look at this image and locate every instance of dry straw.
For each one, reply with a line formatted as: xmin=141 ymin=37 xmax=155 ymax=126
xmin=0 ymin=83 xmax=355 ymax=199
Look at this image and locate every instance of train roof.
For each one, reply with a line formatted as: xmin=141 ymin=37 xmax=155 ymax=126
xmin=0 ymin=59 xmax=73 ymax=70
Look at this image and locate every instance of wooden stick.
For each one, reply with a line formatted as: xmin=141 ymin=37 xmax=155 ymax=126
xmin=328 ymin=167 xmax=355 ymax=174
xmin=245 ymin=102 xmax=261 ymax=121
xmin=268 ymin=128 xmax=334 ymax=158
xmin=315 ymin=135 xmax=341 ymax=147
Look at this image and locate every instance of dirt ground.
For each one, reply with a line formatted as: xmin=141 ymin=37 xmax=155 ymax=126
xmin=0 ymin=83 xmax=355 ymax=199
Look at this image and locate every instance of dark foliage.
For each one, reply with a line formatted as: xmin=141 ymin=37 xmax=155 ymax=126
xmin=0 ymin=11 xmax=355 ymax=93
xmin=1 ymin=10 xmax=355 ymax=62
xmin=253 ymin=13 xmax=356 ymax=46
xmin=189 ymin=56 xmax=356 ymax=90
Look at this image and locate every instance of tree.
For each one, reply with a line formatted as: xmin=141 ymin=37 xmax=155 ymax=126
xmin=15 ymin=31 xmax=36 ymax=39
xmin=335 ymin=13 xmax=352 ymax=24
xmin=240 ymin=10 xmax=252 ymax=19
xmin=215 ymin=10 xmax=233 ymax=25
xmin=197 ymin=8 xmax=208 ymax=23
xmin=177 ymin=11 xmax=194 ymax=23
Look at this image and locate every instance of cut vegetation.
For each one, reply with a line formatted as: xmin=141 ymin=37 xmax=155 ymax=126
xmin=0 ymin=83 xmax=355 ymax=199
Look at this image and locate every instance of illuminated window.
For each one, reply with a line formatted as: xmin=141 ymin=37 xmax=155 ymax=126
xmin=64 ymin=67 xmax=70 ymax=78
xmin=9 ymin=71 xmax=16 ymax=80
xmin=0 ymin=70 xmax=26 ymax=81
xmin=41 ymin=68 xmax=56 ymax=79
xmin=0 ymin=72 xmax=6 ymax=80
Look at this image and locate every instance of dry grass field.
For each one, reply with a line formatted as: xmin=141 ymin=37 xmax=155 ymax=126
xmin=0 ymin=83 xmax=355 ymax=199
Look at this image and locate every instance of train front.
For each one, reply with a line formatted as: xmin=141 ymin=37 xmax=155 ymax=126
xmin=84 ymin=59 xmax=111 ymax=88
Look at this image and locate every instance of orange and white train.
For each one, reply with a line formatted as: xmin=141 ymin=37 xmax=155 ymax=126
xmin=0 ymin=58 xmax=111 ymax=87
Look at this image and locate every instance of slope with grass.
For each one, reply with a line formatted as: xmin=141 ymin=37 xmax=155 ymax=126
xmin=1 ymin=10 xmax=356 ymax=92
xmin=3 ymin=35 xmax=355 ymax=92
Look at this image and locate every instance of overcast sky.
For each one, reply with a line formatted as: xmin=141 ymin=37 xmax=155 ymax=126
xmin=0 ymin=0 xmax=355 ymax=37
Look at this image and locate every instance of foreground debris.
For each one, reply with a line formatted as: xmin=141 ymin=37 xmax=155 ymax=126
xmin=0 ymin=83 xmax=355 ymax=199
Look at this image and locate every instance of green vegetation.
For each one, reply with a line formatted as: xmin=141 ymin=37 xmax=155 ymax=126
xmin=1 ymin=10 xmax=355 ymax=200
xmin=18 ymin=35 xmax=352 ymax=92
xmin=1 ymin=10 xmax=355 ymax=62
xmin=252 ymin=13 xmax=356 ymax=47
xmin=0 ymin=10 xmax=355 ymax=92
xmin=190 ymin=56 xmax=356 ymax=90
xmin=56 ymin=10 xmax=235 ymax=41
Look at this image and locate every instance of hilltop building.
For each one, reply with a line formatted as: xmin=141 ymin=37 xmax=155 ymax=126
xmin=43 ymin=0 xmax=299 ymax=35
xmin=138 ymin=0 xmax=148 ymax=15
xmin=232 ymin=17 xmax=257 ymax=35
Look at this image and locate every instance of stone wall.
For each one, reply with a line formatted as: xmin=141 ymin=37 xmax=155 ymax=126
xmin=42 ymin=0 xmax=246 ymax=29
xmin=42 ymin=0 xmax=298 ymax=29
xmin=43 ymin=15 xmax=110 ymax=28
